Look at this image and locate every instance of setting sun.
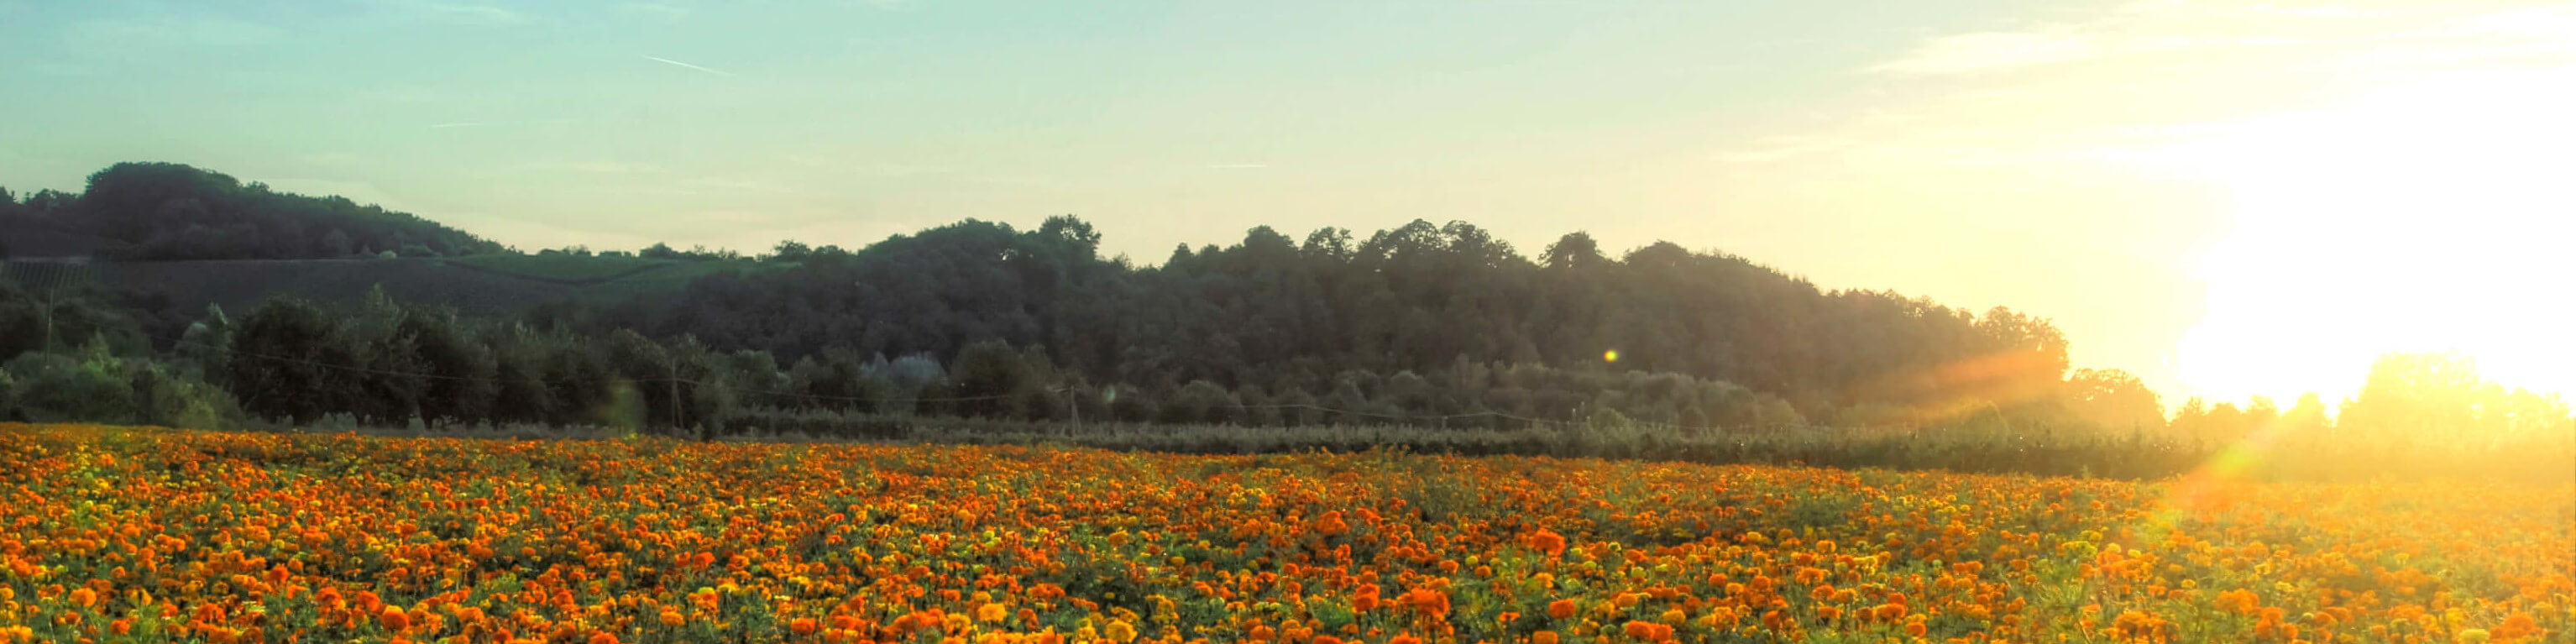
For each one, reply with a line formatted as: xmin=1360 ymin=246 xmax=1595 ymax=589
xmin=2164 ymin=65 xmax=2575 ymax=406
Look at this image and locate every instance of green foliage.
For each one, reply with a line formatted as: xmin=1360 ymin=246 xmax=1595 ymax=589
xmin=0 ymin=333 xmax=239 ymax=427
xmin=132 ymin=359 xmax=240 ymax=429
xmin=592 ymin=217 xmax=2078 ymax=432
xmin=1162 ymin=380 xmax=1240 ymax=425
xmin=3 ymin=340 xmax=134 ymax=422
xmin=1579 ymin=406 xmax=1645 ymax=453
xmin=0 ymin=276 xmax=144 ymax=362
xmin=947 ymin=339 xmax=1041 ymax=419
xmin=71 ymin=161 xmax=501 ymax=259
xmin=228 ymin=297 xmax=347 ymax=424
xmin=2338 ymin=352 xmax=2571 ymax=443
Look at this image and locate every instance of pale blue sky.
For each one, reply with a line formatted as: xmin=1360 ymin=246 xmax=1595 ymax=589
xmin=2 ymin=0 xmax=2060 ymax=247
xmin=5 ymin=0 xmax=2569 ymax=402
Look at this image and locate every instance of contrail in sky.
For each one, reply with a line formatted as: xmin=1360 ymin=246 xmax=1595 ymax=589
xmin=427 ymin=118 xmax=578 ymax=128
xmin=642 ymin=55 xmax=738 ymax=76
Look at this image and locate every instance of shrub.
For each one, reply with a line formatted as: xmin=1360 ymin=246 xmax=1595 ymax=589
xmin=3 ymin=348 xmax=133 ymax=423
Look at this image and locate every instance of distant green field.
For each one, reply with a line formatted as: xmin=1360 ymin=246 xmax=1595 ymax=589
xmin=442 ymin=254 xmax=782 ymax=284
xmin=442 ymin=254 xmax=679 ymax=281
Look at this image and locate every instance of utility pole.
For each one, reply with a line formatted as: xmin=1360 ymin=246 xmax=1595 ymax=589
xmin=1067 ymin=387 xmax=1080 ymax=434
xmin=23 ymin=264 xmax=60 ymax=351
xmin=667 ymin=355 xmax=685 ymax=440
xmin=37 ymin=289 xmax=54 ymax=352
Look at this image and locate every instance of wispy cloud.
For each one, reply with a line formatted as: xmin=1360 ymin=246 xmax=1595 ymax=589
xmin=363 ymin=0 xmax=522 ymax=24
xmin=643 ymin=55 xmax=738 ymax=77
xmin=1710 ymin=136 xmax=1860 ymax=165
xmin=620 ymin=2 xmax=693 ymax=21
xmin=23 ymin=60 xmax=94 ymax=77
xmin=521 ymin=160 xmax=667 ymax=174
xmin=63 ymin=15 xmax=281 ymax=50
xmin=694 ymin=211 xmax=777 ymax=224
xmin=427 ymin=118 xmax=577 ymax=128
xmin=301 ymin=152 xmax=364 ymax=166
xmin=1819 ymin=0 xmax=2576 ymax=166
xmin=1870 ymin=0 xmax=2568 ymax=78
xmin=1872 ymin=31 xmax=2102 ymax=75
xmin=678 ymin=176 xmax=808 ymax=195
xmin=375 ymin=0 xmax=526 ymax=24
xmin=423 ymin=3 xmax=520 ymax=22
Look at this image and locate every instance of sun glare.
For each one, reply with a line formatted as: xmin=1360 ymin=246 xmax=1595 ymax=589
xmin=2165 ymin=65 xmax=2575 ymax=406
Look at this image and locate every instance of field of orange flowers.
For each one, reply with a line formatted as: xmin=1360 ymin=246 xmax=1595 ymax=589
xmin=0 ymin=423 xmax=2568 ymax=644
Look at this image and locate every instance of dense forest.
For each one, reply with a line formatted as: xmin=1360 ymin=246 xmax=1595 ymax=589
xmin=561 ymin=216 xmax=2077 ymax=425
xmin=4 ymin=162 xmax=2570 ymax=474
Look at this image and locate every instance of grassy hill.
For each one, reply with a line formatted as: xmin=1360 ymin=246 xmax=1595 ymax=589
xmin=5 ymin=161 xmax=789 ymax=325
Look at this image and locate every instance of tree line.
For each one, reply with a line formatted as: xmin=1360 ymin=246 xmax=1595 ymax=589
xmin=3 ymin=284 xmax=1813 ymax=437
xmin=545 ymin=216 xmax=2076 ymax=430
xmin=3 ymin=162 xmax=2568 ymax=466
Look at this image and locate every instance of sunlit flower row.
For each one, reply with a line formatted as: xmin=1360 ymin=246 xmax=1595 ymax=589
xmin=0 ymin=423 xmax=2566 ymax=643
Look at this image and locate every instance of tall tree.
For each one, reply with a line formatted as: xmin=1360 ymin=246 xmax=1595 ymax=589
xmin=2065 ymin=368 xmax=2165 ymax=433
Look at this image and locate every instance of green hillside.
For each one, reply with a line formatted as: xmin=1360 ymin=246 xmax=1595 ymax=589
xmin=4 ymin=161 xmax=782 ymax=315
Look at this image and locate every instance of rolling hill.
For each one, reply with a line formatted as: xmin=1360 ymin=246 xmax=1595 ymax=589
xmin=4 ymin=162 xmax=774 ymax=316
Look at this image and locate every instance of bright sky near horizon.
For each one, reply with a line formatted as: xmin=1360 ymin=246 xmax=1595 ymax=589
xmin=2 ymin=0 xmax=2568 ymax=406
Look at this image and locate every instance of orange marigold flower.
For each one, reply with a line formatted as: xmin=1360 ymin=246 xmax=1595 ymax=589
xmin=1547 ymin=599 xmax=1579 ymax=620
xmin=1103 ymin=620 xmax=1138 ymax=644
xmin=1529 ymin=529 xmax=1568 ymax=557
xmin=1402 ymin=588 xmax=1450 ymax=616
xmin=1877 ymin=603 xmax=1909 ymax=621
xmin=2497 ymin=613 xmax=2537 ymax=639
xmin=1623 ymin=620 xmax=1657 ymax=640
